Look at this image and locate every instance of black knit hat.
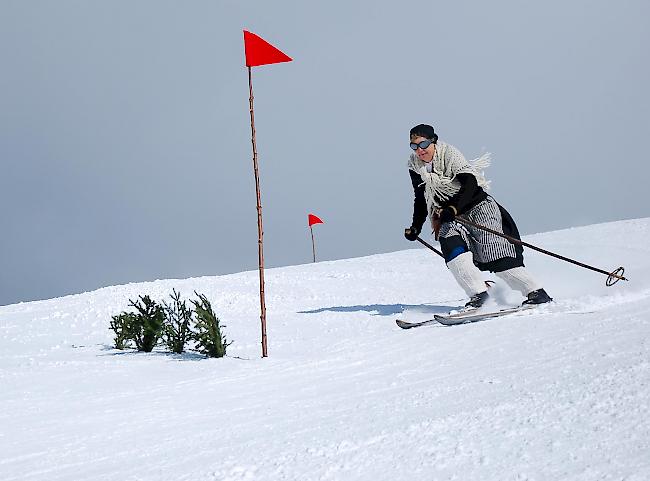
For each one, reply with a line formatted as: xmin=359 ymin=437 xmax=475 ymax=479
xmin=409 ymin=124 xmax=438 ymax=143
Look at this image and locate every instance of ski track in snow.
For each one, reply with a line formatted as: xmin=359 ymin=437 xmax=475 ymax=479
xmin=1 ymin=218 xmax=649 ymax=480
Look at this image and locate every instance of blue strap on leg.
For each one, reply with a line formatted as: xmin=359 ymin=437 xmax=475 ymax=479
xmin=446 ymin=245 xmax=466 ymax=263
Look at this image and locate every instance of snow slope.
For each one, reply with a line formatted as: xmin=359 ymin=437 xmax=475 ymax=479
xmin=1 ymin=218 xmax=649 ymax=481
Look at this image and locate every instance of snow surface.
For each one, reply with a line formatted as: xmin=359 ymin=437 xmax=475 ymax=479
xmin=1 ymin=218 xmax=649 ymax=481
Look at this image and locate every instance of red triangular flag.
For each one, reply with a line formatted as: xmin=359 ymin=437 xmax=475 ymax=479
xmin=244 ymin=30 xmax=292 ymax=67
xmin=308 ymin=214 xmax=324 ymax=227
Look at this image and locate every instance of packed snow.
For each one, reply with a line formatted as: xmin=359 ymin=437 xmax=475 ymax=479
xmin=1 ymin=218 xmax=649 ymax=481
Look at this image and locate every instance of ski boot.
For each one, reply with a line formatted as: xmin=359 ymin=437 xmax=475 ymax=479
xmin=523 ymin=288 xmax=552 ymax=305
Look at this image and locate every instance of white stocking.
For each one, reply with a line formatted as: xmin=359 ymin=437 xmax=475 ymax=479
xmin=495 ymin=267 xmax=541 ymax=296
xmin=447 ymin=252 xmax=486 ymax=297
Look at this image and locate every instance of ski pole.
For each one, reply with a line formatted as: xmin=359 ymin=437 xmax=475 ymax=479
xmin=416 ymin=236 xmax=444 ymax=258
xmin=453 ymin=216 xmax=628 ymax=286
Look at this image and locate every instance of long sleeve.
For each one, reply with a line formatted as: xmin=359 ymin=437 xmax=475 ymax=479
xmin=409 ymin=169 xmax=428 ymax=231
xmin=444 ymin=173 xmax=487 ymax=215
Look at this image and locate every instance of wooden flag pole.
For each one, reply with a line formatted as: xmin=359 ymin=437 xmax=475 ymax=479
xmin=247 ymin=66 xmax=268 ymax=358
xmin=310 ymin=226 xmax=316 ymax=262
xmin=243 ymin=30 xmax=292 ymax=357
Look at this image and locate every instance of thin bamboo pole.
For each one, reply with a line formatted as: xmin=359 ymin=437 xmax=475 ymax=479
xmin=247 ymin=66 xmax=268 ymax=357
xmin=310 ymin=226 xmax=316 ymax=263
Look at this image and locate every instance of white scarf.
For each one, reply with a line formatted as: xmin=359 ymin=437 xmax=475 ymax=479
xmin=408 ymin=141 xmax=491 ymax=214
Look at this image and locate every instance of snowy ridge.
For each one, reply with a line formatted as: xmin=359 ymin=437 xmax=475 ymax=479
xmin=1 ymin=218 xmax=650 ymax=480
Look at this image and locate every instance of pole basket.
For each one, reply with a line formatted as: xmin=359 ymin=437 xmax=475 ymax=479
xmin=606 ymin=266 xmax=626 ymax=287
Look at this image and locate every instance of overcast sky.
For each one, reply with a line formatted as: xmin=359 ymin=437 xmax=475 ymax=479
xmin=1 ymin=0 xmax=648 ymax=306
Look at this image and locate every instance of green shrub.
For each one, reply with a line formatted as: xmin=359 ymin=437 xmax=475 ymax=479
xmin=162 ymin=289 xmax=193 ymax=354
xmin=191 ymin=292 xmax=231 ymax=358
xmin=109 ymin=290 xmax=231 ymax=357
xmin=129 ymin=295 xmax=165 ymax=352
xmin=109 ymin=312 xmax=137 ymax=350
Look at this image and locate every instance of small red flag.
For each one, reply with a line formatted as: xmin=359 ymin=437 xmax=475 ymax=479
xmin=243 ymin=30 xmax=292 ymax=67
xmin=308 ymin=214 xmax=324 ymax=227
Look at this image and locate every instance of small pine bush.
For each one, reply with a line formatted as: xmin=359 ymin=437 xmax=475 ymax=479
xmin=129 ymin=295 xmax=165 ymax=352
xmin=191 ymin=292 xmax=231 ymax=358
xmin=109 ymin=312 xmax=137 ymax=350
xmin=109 ymin=290 xmax=231 ymax=357
xmin=162 ymin=289 xmax=193 ymax=354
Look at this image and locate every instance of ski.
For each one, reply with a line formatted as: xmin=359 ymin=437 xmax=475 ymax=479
xmin=395 ymin=318 xmax=440 ymax=329
xmin=434 ymin=304 xmax=536 ymax=326
xmin=396 ymin=304 xmax=539 ymax=329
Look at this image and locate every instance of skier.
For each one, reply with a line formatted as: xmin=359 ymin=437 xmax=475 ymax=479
xmin=404 ymin=124 xmax=552 ymax=309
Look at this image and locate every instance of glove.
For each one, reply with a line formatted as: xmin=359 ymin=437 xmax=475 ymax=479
xmin=404 ymin=225 xmax=421 ymax=241
xmin=439 ymin=206 xmax=457 ymax=223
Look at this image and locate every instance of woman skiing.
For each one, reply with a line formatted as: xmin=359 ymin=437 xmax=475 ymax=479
xmin=404 ymin=124 xmax=552 ymax=309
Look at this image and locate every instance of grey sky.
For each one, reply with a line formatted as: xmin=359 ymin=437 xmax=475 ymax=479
xmin=1 ymin=0 xmax=648 ymax=306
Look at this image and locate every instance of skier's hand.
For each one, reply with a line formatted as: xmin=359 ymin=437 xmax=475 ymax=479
xmin=404 ymin=226 xmax=420 ymax=241
xmin=439 ymin=206 xmax=457 ymax=223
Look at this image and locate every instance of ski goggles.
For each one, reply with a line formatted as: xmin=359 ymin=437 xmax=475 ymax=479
xmin=410 ymin=139 xmax=435 ymax=151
